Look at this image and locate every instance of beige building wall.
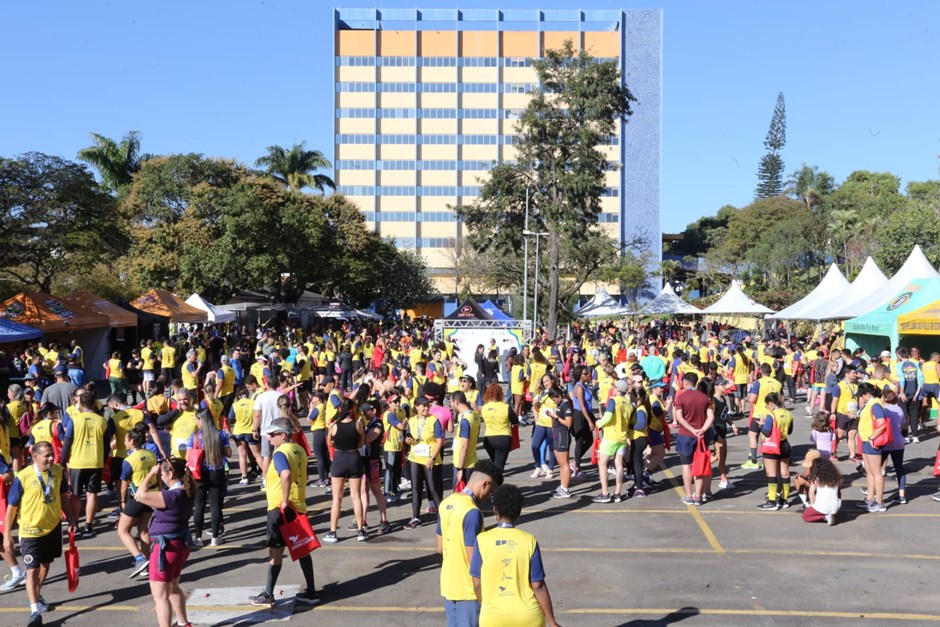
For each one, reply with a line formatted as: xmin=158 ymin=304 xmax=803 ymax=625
xmin=336 ymin=23 xmax=629 ymax=289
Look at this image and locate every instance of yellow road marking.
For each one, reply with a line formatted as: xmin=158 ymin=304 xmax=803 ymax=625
xmin=3 ymin=604 xmax=940 ymax=621
xmin=662 ymin=467 xmax=725 ymax=555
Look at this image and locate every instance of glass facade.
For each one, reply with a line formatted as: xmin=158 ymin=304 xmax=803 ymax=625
xmin=333 ymin=8 xmax=662 ymax=289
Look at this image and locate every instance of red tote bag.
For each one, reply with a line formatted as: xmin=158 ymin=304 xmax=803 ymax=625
xmin=0 ymin=481 xmax=6 ymax=534
xmin=509 ymin=424 xmax=520 ymax=452
xmin=691 ymin=436 xmax=712 ymax=477
xmin=759 ymin=417 xmax=781 ymax=456
xmin=278 ymin=506 xmax=321 ymax=561
xmin=292 ymin=432 xmax=313 ymax=457
xmin=65 ymin=528 xmax=80 ymax=592
xmin=186 ymin=434 xmax=204 ymax=480
xmin=589 ymin=429 xmax=601 ymax=465
xmin=933 ymin=446 xmax=940 ymax=477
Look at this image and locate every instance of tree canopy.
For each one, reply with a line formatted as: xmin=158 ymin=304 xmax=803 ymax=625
xmin=254 ymin=141 xmax=335 ymax=193
xmin=457 ymin=41 xmax=639 ymax=337
xmin=755 ymin=92 xmax=787 ymax=199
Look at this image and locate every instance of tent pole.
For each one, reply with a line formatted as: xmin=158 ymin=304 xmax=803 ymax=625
xmin=523 ymin=189 xmax=529 ymax=323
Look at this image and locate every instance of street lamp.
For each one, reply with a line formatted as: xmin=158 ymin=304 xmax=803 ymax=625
xmin=523 ymin=229 xmax=549 ymax=332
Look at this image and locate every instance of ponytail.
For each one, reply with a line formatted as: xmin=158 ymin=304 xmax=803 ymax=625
xmin=165 ymin=458 xmax=195 ymax=498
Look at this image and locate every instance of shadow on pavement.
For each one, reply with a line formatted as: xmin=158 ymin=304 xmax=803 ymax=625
xmin=318 ymin=552 xmax=440 ymax=602
xmin=615 ymin=606 xmax=700 ymax=627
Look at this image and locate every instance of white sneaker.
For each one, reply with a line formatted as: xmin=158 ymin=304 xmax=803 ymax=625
xmin=210 ymin=536 xmax=222 ymax=547
xmin=607 ymin=467 xmax=619 ymax=477
xmin=541 ymin=463 xmax=551 ymax=474
xmin=544 ymin=470 xmax=553 ymax=480
xmin=530 ymin=468 xmax=544 ymax=478
xmin=718 ymin=480 xmax=734 ymax=489
xmin=191 ymin=537 xmax=204 ymax=548
xmin=0 ymin=571 xmax=26 ymax=591
xmin=912 ymin=436 xmax=921 ymax=444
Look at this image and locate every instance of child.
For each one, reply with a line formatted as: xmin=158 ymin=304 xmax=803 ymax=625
xmin=810 ymin=412 xmax=835 ymax=459
xmin=792 ymin=450 xmax=820 ymax=510
xmin=801 ymin=456 xmax=842 ymax=526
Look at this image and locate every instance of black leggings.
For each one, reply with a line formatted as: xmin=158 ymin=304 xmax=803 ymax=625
xmin=572 ymin=429 xmax=594 ymax=470
xmin=384 ymin=450 xmax=403 ymax=495
xmin=484 ymin=435 xmax=512 ymax=473
xmin=785 ymin=375 xmax=796 ymax=400
xmin=881 ymin=448 xmax=907 ymax=491
xmin=628 ymin=437 xmax=648 ymax=487
xmin=193 ymin=469 xmax=227 ymax=537
xmin=902 ymin=397 xmax=921 ymax=437
xmin=410 ymin=462 xmax=443 ymax=519
xmin=311 ymin=429 xmax=330 ymax=482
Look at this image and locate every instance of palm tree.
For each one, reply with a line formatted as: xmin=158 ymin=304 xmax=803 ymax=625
xmin=77 ymin=130 xmax=146 ymax=192
xmin=785 ymin=163 xmax=835 ymax=210
xmin=254 ymin=141 xmax=335 ymax=193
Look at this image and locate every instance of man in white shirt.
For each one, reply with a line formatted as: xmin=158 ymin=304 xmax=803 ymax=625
xmin=252 ymin=376 xmax=283 ymax=485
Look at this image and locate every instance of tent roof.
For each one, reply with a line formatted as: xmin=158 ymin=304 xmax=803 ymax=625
xmin=824 ymin=246 xmax=940 ymax=320
xmin=65 ymin=290 xmax=137 ymax=327
xmin=845 ymin=278 xmax=940 ymax=340
xmin=575 ymin=287 xmax=633 ymax=318
xmin=0 ymin=292 xmax=110 ymax=332
xmin=795 ymin=257 xmax=887 ymax=320
xmin=185 ymin=294 xmax=236 ymax=323
xmin=702 ymin=280 xmax=773 ymax=315
xmin=0 ymin=317 xmax=43 ymax=343
xmin=767 ymin=264 xmax=851 ymax=320
xmin=897 ymin=298 xmax=940 ymax=336
xmin=479 ymin=299 xmax=512 ymax=321
xmin=639 ymin=283 xmax=700 ymax=316
xmin=130 ymin=290 xmax=208 ymax=323
xmin=444 ymin=299 xmax=493 ymax=321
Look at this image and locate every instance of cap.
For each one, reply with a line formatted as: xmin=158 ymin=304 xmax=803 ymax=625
xmin=258 ymin=354 xmax=269 ymax=362
xmin=615 ymin=379 xmax=630 ymax=393
xmin=801 ymin=449 xmax=822 ymax=469
xmin=24 ymin=373 xmax=36 ymax=380
xmin=262 ymin=418 xmax=294 ymax=436
xmin=53 ymin=365 xmax=68 ymax=376
xmin=714 ymin=376 xmax=730 ymax=386
xmin=651 ymin=381 xmax=666 ymax=389
xmin=360 ymin=402 xmax=375 ymax=413
xmin=879 ymin=350 xmax=891 ymax=358
xmin=459 ymin=374 xmax=474 ymax=382
xmin=414 ymin=397 xmax=430 ymax=407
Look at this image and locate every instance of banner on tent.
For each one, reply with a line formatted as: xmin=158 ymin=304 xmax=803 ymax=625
xmin=899 ymin=321 xmax=940 ymax=333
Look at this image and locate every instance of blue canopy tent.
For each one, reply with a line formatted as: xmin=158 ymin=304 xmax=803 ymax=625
xmin=0 ymin=317 xmax=42 ymax=343
xmin=479 ymin=300 xmax=512 ymax=321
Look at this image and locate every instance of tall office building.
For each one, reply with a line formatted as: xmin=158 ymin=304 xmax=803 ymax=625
xmin=333 ymin=8 xmax=661 ymax=297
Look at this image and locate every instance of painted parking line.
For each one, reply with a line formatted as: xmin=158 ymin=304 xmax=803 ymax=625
xmin=661 ymin=467 xmax=726 ymax=555
xmin=3 ymin=604 xmax=939 ymax=621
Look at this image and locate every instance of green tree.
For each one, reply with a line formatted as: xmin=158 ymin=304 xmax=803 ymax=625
xmin=254 ymin=141 xmax=335 ymax=193
xmin=457 ymin=40 xmax=637 ymax=337
xmin=76 ymin=130 xmax=147 ymax=193
xmin=665 ymin=204 xmax=734 ymax=257
xmin=755 ymin=92 xmax=787 ymax=199
xmin=0 ymin=153 xmax=125 ymax=292
xmin=785 ymin=163 xmax=835 ymax=209
xmin=874 ymin=204 xmax=940 ymax=274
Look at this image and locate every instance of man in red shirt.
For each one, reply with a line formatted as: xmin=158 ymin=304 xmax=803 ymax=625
xmin=673 ymin=372 xmax=715 ymax=506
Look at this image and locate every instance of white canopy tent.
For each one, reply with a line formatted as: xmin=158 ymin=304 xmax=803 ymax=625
xmin=795 ymin=257 xmax=887 ymax=321
xmin=702 ymin=280 xmax=773 ymax=315
xmin=639 ymin=283 xmax=700 ymax=316
xmin=185 ymin=293 xmax=236 ymax=323
xmin=575 ymin=287 xmax=633 ymax=318
xmin=822 ymin=246 xmax=940 ymax=320
xmin=767 ymin=264 xmax=850 ymax=320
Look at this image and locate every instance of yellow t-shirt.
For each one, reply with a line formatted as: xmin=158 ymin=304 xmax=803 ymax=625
xmin=160 ymin=346 xmax=176 ymax=369
xmin=439 ymin=492 xmax=481 ymax=601
xmin=13 ymin=465 xmax=65 ymax=538
xmin=473 ymin=526 xmax=545 ymax=627
xmin=67 ymin=411 xmax=108 ymax=469
xmin=232 ymin=398 xmax=255 ymax=435
xmin=265 ymin=442 xmax=308 ymax=512
xmin=481 ymin=402 xmax=511 ymax=437
xmin=112 ymin=408 xmax=145 ymax=457
xmin=108 ymin=359 xmax=123 ymax=379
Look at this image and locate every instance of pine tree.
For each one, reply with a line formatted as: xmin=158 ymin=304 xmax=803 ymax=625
xmin=755 ymin=92 xmax=787 ymax=199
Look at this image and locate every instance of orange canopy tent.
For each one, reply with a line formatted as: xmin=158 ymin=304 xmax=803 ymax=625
xmin=0 ymin=292 xmax=110 ymax=332
xmin=65 ymin=291 xmax=137 ymax=328
xmin=130 ymin=289 xmax=208 ymax=324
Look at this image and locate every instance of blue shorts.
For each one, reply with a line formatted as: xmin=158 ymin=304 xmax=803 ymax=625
xmin=676 ymin=434 xmax=698 ymax=465
xmin=444 ymin=599 xmax=480 ymax=627
xmin=232 ymin=433 xmax=256 ymax=444
xmin=861 ymin=441 xmax=882 ymax=456
xmin=921 ymin=383 xmax=940 ymax=400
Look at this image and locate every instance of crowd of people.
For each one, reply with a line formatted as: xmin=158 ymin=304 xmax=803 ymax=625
xmin=0 ymin=316 xmax=938 ymax=627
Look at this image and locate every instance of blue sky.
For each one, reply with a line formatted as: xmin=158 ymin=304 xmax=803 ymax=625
xmin=2 ymin=1 xmax=938 ymax=232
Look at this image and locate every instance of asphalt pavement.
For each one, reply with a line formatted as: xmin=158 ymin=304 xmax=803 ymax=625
xmin=2 ymin=395 xmax=939 ymax=626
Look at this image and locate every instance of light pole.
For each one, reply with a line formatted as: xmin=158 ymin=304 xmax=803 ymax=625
xmin=522 ymin=189 xmax=529 ymax=322
xmin=523 ymin=229 xmax=549 ymax=332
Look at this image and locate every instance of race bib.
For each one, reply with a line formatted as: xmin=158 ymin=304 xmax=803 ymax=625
xmin=413 ymin=443 xmax=431 ymax=458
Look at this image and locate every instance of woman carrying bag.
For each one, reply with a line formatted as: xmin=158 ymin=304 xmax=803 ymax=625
xmin=756 ymin=393 xmax=793 ymax=511
xmin=185 ymin=409 xmax=231 ymax=547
